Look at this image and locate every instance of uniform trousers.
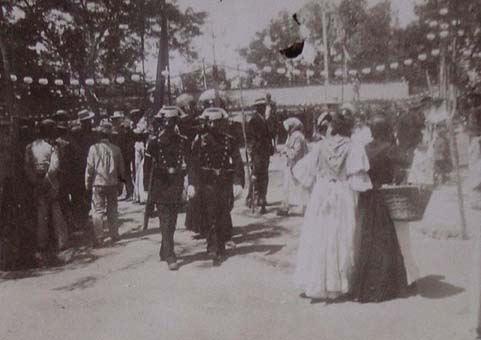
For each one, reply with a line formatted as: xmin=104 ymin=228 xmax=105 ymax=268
xmin=202 ymin=179 xmax=232 ymax=255
xmin=251 ymin=154 xmax=270 ymax=206
xmin=91 ymin=185 xmax=119 ymax=242
xmin=156 ymin=203 xmax=178 ymax=262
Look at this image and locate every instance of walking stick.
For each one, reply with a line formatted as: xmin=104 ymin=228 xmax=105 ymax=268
xmin=237 ymin=65 xmax=255 ymax=213
xmin=143 ymin=159 xmax=155 ymax=231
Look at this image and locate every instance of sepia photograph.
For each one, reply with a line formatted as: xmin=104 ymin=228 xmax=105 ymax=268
xmin=1 ymin=0 xmax=481 ymax=339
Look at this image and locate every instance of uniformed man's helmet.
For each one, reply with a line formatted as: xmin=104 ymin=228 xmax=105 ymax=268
xmin=155 ymin=106 xmax=180 ymax=119
xmin=199 ymin=107 xmax=228 ymax=121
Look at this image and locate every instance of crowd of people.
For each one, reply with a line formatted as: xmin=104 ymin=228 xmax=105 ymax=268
xmin=3 ymin=91 xmax=456 ymax=304
xmin=5 ymin=95 xmax=280 ymax=269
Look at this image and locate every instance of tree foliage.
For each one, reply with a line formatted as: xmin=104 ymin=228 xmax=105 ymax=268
xmin=0 ymin=0 xmax=206 ymax=114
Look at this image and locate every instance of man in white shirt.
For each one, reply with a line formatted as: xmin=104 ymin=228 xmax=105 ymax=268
xmin=85 ymin=121 xmax=126 ymax=247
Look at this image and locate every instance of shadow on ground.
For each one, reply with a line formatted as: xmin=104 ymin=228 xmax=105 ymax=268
xmin=416 ymin=275 xmax=465 ymax=299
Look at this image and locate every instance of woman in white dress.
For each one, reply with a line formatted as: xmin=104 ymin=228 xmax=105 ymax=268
xmin=278 ymin=117 xmax=309 ymax=216
xmin=133 ymin=128 xmax=148 ymax=204
xmin=293 ymin=113 xmax=371 ymax=301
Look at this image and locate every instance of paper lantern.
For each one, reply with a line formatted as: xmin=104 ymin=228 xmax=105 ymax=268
xmin=440 ymin=23 xmax=450 ymax=30
xmin=431 ymin=49 xmax=440 ymax=56
xmin=131 ymin=74 xmax=141 ymax=82
xmin=404 ymin=59 xmax=413 ymax=66
xmin=118 ymin=24 xmax=129 ymax=30
xmin=262 ymin=66 xmax=272 ymax=73
xmin=418 ymin=53 xmax=427 ymax=61
xmin=115 ymin=76 xmax=125 ymax=84
xmin=70 ymin=79 xmax=80 ymax=86
xmin=440 ymin=30 xmax=449 ymax=39
xmin=390 ymin=62 xmax=399 ymax=70
xmin=54 ymin=79 xmax=64 ymax=86
xmin=439 ymin=8 xmax=448 ymax=16
xmin=100 ymin=78 xmax=110 ymax=85
xmin=85 ymin=78 xmax=95 ymax=86
xmin=306 ymin=69 xmax=315 ymax=77
xmin=292 ymin=69 xmax=301 ymax=76
xmin=10 ymin=74 xmax=17 ymax=82
xmin=376 ymin=65 xmax=385 ymax=72
xmin=23 ymin=76 xmax=33 ymax=84
xmin=38 ymin=78 xmax=48 ymax=85
xmin=427 ymin=33 xmax=436 ymax=41
xmin=348 ymin=70 xmax=358 ymax=76
xmin=334 ymin=69 xmax=343 ymax=77
xmin=429 ymin=20 xmax=438 ymax=28
xmin=276 ymin=67 xmax=286 ymax=74
xmin=457 ymin=29 xmax=465 ymax=37
xmin=362 ymin=67 xmax=371 ymax=75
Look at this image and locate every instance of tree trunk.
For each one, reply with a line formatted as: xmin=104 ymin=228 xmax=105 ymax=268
xmin=153 ymin=0 xmax=169 ymax=112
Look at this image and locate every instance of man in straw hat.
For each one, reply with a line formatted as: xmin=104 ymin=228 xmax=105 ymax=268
xmin=189 ymin=107 xmax=244 ymax=266
xmin=70 ymin=109 xmax=97 ymax=230
xmin=85 ymin=120 xmax=126 ymax=247
xmin=24 ymin=119 xmax=68 ymax=265
xmin=111 ymin=110 xmax=135 ymax=200
xmin=246 ymin=97 xmax=275 ymax=214
xmin=143 ymin=106 xmax=188 ymax=270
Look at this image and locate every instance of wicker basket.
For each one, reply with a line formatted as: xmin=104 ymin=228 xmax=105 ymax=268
xmin=380 ymin=184 xmax=434 ymax=221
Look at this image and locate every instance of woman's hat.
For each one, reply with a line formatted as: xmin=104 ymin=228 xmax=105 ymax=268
xmin=317 ymin=112 xmax=332 ymax=127
xmin=283 ymin=117 xmax=303 ymax=132
xmin=340 ymin=102 xmax=356 ymax=115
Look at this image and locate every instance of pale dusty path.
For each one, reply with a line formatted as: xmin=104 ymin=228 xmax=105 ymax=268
xmin=0 ymin=167 xmax=477 ymax=340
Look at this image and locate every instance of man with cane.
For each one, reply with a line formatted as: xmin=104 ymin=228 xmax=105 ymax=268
xmin=143 ymin=106 xmax=188 ymax=271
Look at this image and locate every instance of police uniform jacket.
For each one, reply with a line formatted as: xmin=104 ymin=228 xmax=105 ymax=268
xmin=189 ymin=130 xmax=245 ymax=188
xmin=144 ymin=130 xmax=187 ymax=204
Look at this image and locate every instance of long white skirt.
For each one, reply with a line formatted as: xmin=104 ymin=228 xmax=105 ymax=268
xmin=394 ymin=221 xmax=420 ymax=285
xmin=294 ymin=178 xmax=358 ymax=299
xmin=282 ymin=164 xmax=310 ymax=209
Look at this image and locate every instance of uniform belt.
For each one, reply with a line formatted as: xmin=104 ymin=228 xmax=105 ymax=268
xmin=34 ymin=163 xmax=49 ymax=176
xmin=200 ymin=167 xmax=233 ymax=176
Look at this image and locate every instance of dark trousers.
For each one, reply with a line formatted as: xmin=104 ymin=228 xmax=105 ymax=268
xmin=124 ymin=160 xmax=134 ymax=197
xmin=70 ymin=182 xmax=91 ymax=229
xmin=251 ymin=154 xmax=270 ymax=207
xmin=157 ymin=203 xmax=178 ymax=262
xmin=203 ymin=182 xmax=232 ymax=255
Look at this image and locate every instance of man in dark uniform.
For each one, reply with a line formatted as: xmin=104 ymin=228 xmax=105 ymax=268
xmin=189 ymin=108 xmax=245 ymax=266
xmin=70 ymin=109 xmax=97 ymax=231
xmin=144 ymin=106 xmax=188 ymax=271
xmin=53 ymin=117 xmax=75 ymax=234
xmin=265 ymin=93 xmax=279 ymax=148
xmin=246 ymin=97 xmax=274 ymax=214
xmin=111 ymin=111 xmax=135 ymax=200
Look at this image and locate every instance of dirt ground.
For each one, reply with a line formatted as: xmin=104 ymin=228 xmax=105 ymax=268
xmin=0 ymin=154 xmax=479 ymax=340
